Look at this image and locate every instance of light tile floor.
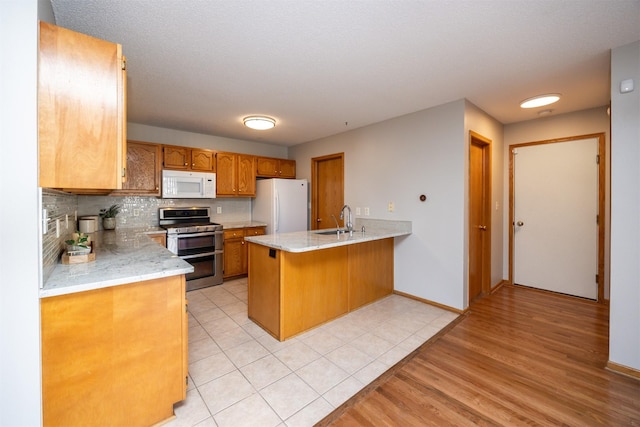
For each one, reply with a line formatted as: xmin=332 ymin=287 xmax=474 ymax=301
xmin=164 ymin=278 xmax=458 ymax=427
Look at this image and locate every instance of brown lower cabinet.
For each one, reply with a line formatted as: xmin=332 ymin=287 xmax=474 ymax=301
xmin=41 ymin=275 xmax=188 ymax=427
xmin=223 ymin=227 xmax=266 ymax=279
xmin=247 ymin=238 xmax=394 ymax=341
xmin=147 ymin=231 xmax=167 ymax=247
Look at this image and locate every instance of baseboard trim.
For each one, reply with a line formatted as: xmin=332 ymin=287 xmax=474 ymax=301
xmin=393 ymin=290 xmax=464 ymax=314
xmin=606 ymin=361 xmax=640 ymax=380
xmin=491 ymin=279 xmax=509 ymax=294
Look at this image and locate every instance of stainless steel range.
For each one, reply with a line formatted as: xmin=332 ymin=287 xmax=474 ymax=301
xmin=159 ymin=207 xmax=223 ymax=291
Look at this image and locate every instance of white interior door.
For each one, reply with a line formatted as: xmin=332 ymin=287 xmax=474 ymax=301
xmin=513 ymin=138 xmax=598 ymax=299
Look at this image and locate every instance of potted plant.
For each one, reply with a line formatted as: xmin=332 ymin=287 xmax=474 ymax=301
xmin=100 ymin=204 xmax=121 ymax=230
xmin=65 ymin=231 xmax=91 ymax=255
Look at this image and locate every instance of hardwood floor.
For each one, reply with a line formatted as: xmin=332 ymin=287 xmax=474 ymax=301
xmin=318 ymin=285 xmax=640 ymax=426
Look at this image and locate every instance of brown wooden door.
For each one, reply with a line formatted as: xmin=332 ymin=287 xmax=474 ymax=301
xmin=311 ymin=153 xmax=344 ymax=230
xmin=256 ymin=157 xmax=279 ymax=177
xmin=190 ymin=149 xmax=216 ymax=172
xmin=163 ymin=145 xmax=190 ymax=170
xmin=279 ymin=159 xmax=296 ymax=178
xmin=469 ymin=132 xmax=491 ymax=303
xmin=215 ymin=152 xmax=236 ymax=196
xmin=38 ymin=22 xmax=125 ymax=190
xmin=237 ymin=154 xmax=256 ymax=196
xmin=120 ymin=141 xmax=161 ymax=195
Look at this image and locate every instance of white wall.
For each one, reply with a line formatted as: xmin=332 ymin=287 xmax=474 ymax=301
xmin=127 ymin=122 xmax=288 ymax=158
xmin=0 ymin=0 xmax=43 ymax=424
xmin=290 ymin=100 xmax=493 ymax=310
xmin=609 ymin=40 xmax=640 ymax=371
xmin=503 ymin=107 xmax=611 ymax=295
xmin=464 ymin=101 xmax=505 ymax=294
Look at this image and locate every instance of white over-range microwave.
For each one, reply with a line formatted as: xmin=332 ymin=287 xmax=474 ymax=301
xmin=162 ymin=170 xmax=216 ymax=199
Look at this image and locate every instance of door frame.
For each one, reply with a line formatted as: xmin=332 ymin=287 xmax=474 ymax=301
xmin=469 ymin=131 xmax=492 ymax=303
xmin=508 ymin=133 xmax=606 ymax=302
xmin=311 ymin=153 xmax=344 ymax=230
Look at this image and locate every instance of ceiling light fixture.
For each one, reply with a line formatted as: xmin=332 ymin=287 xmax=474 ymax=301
xmin=243 ymin=116 xmax=276 ymax=130
xmin=519 ymin=94 xmax=561 ymax=109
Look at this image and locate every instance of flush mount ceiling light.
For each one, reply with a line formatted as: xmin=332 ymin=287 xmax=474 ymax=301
xmin=243 ymin=116 xmax=276 ymax=130
xmin=520 ymin=94 xmax=561 ymax=109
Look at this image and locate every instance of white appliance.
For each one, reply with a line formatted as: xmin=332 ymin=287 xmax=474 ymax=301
xmin=252 ymin=179 xmax=308 ymax=234
xmin=162 ymin=170 xmax=216 ymax=199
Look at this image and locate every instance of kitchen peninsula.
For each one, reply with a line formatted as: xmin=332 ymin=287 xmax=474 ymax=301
xmin=40 ymin=229 xmax=192 ymax=427
xmin=245 ymin=220 xmax=411 ymax=341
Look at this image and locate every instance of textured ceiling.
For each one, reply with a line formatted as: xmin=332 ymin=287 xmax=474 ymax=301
xmin=50 ymin=0 xmax=640 ymax=146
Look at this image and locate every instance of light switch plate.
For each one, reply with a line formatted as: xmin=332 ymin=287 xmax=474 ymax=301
xmin=620 ymin=78 xmax=634 ymax=93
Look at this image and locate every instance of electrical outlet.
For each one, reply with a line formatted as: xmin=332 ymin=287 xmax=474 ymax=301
xmin=133 ymin=209 xmax=140 ymax=217
xmin=355 ymin=207 xmax=361 ymax=216
xmin=217 ymin=206 xmax=222 ymax=214
xmin=43 ymin=209 xmax=48 ymax=234
xmin=364 ymin=207 xmax=370 ymax=216
xmin=388 ymin=202 xmax=394 ymax=212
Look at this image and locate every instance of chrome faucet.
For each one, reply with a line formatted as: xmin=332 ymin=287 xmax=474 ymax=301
xmin=339 ymin=204 xmax=353 ymax=235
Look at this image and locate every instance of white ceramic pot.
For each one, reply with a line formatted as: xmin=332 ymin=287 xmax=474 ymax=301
xmin=102 ymin=217 xmax=116 ymax=230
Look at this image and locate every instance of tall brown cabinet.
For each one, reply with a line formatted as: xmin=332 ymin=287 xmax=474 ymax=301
xmin=38 ymin=22 xmax=127 ymax=191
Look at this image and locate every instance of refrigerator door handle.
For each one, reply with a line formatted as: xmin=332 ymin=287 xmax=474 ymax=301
xmin=275 ymin=190 xmax=279 ymax=232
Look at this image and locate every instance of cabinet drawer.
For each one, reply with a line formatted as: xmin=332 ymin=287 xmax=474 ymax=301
xmin=224 ymin=229 xmax=244 ymax=240
xmin=245 ymin=227 xmax=266 ymax=237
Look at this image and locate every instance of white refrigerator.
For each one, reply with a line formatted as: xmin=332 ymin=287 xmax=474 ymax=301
xmin=252 ymin=179 xmax=308 ymax=234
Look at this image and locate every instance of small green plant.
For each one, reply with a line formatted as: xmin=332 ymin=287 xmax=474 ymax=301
xmin=65 ymin=231 xmax=90 ymax=249
xmin=100 ymin=204 xmax=121 ymax=218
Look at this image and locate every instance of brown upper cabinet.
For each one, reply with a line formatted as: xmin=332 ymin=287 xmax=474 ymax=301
xmin=256 ymin=157 xmax=296 ymax=178
xmin=163 ymin=145 xmax=216 ymax=172
xmin=38 ymin=22 xmax=127 ymax=191
xmin=216 ymin=152 xmax=256 ymax=197
xmin=114 ymin=141 xmax=162 ymax=196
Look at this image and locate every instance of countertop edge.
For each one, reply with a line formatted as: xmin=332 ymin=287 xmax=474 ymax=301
xmin=244 ymin=229 xmax=411 ymax=253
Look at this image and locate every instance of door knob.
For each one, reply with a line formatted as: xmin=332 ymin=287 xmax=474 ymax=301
xmin=516 ymin=221 xmax=524 ymax=226
xmin=478 ymin=225 xmax=487 ymax=230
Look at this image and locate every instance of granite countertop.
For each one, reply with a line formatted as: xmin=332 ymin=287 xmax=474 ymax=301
xmin=41 ymin=227 xmax=192 ymax=298
xmin=219 ymin=221 xmax=268 ymax=229
xmin=244 ymin=220 xmax=412 ymax=253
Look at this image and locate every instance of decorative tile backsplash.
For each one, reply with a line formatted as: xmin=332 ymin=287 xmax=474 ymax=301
xmin=42 ymin=189 xmax=253 ymax=283
xmin=77 ymin=195 xmax=252 ymax=229
xmin=42 ymin=189 xmax=78 ymax=283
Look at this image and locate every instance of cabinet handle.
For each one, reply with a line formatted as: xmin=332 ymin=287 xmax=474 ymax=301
xmin=192 ymin=163 xmax=195 ymax=167
xmin=184 ymin=162 xmax=188 ymax=166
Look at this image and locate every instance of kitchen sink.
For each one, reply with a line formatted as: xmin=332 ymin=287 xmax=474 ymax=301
xmin=314 ymin=229 xmax=350 ymax=235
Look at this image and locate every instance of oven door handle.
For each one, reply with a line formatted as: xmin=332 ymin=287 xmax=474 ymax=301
xmin=173 ymin=231 xmax=223 ymax=239
xmin=179 ymin=250 xmax=223 ymax=260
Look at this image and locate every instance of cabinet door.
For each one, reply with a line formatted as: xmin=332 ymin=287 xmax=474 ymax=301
xmin=191 ymin=149 xmax=216 ymax=172
xmin=237 ymin=155 xmax=256 ymax=196
xmin=148 ymin=233 xmax=166 ymax=247
xmin=38 ymin=22 xmax=125 ymax=190
xmin=242 ymin=227 xmax=266 ymax=273
xmin=216 ymin=152 xmax=236 ymax=196
xmin=256 ymin=157 xmax=279 ymax=177
xmin=41 ymin=276 xmax=186 ymax=426
xmin=163 ymin=145 xmax=190 ymax=170
xmin=119 ymin=141 xmax=161 ymax=195
xmin=223 ymin=230 xmax=245 ymax=278
xmin=279 ymin=159 xmax=296 ymax=178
